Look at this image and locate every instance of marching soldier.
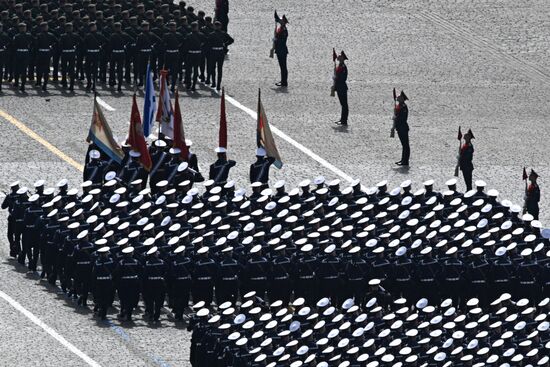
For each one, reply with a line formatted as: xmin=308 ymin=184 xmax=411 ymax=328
xmin=243 ymin=245 xmax=269 ymax=299
xmin=249 ymin=147 xmax=275 ymax=186
xmin=192 ymin=246 xmax=218 ymax=305
xmin=115 ymin=246 xmax=141 ymax=321
xmin=20 ymin=193 xmax=41 ymax=270
xmin=83 ymin=149 xmax=105 ymax=185
xmin=142 ymin=246 xmax=167 ymax=322
xmin=216 ymin=246 xmax=241 ymax=304
xmin=206 ymin=20 xmax=233 ymax=91
xmin=91 ymin=245 xmax=115 ymax=320
xmin=525 ymin=169 xmax=540 ymax=220
xmin=272 ymin=11 xmax=288 ymax=87
xmin=459 ymin=129 xmax=475 ymax=191
xmin=209 ymin=147 xmax=236 ymax=185
xmin=184 ymin=21 xmax=204 ymax=91
xmin=333 ymin=50 xmax=348 ymax=126
xmin=1 ymin=181 xmax=20 ymax=257
xmin=394 ymin=90 xmax=410 ymax=166
xmin=118 ymin=150 xmax=148 ymax=184
xmin=199 ymin=16 xmax=214 ymax=83
xmin=12 ymin=22 xmax=33 ymax=92
xmin=58 ymin=22 xmax=81 ymax=91
xmin=214 ymin=0 xmax=230 ymax=32
xmin=269 ymin=245 xmax=292 ymax=304
xmin=169 ymin=245 xmax=192 ymax=321
xmin=73 ymin=230 xmax=94 ymax=307
xmin=34 ymin=21 xmax=57 ymax=91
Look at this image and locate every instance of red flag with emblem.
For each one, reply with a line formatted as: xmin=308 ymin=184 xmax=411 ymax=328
xmin=127 ymin=94 xmax=152 ymax=171
xmin=173 ymin=90 xmax=189 ymax=161
xmin=219 ymin=88 xmax=227 ymax=149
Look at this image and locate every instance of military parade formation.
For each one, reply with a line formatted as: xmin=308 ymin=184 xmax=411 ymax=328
xmin=1 ymin=0 xmax=549 ymax=366
xmin=0 ymin=0 xmax=231 ymax=92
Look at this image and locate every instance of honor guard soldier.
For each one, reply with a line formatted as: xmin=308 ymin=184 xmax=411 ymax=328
xmin=119 ymin=150 xmax=148 ymax=184
xmin=214 ymin=0 xmax=230 ymax=31
xmin=83 ymin=149 xmax=105 ymax=185
xmin=272 ymin=11 xmax=288 ymax=87
xmin=91 ymin=245 xmax=115 ymax=320
xmin=206 ymin=20 xmax=233 ymax=90
xmin=83 ymin=22 xmax=107 ymax=91
xmin=12 ymin=23 xmax=33 ymax=92
xmin=162 ymin=21 xmax=184 ymax=92
xmin=73 ymin=230 xmax=94 ymax=307
xmin=142 ymin=246 xmax=167 ymax=322
xmin=149 ymin=139 xmax=169 ymax=191
xmin=107 ymin=22 xmax=130 ymax=92
xmin=333 ymin=50 xmax=348 ymax=126
xmin=34 ymin=21 xmax=57 ymax=91
xmin=59 ymin=23 xmax=81 ymax=91
xmin=249 ymin=147 xmax=275 ymax=187
xmin=21 ymin=193 xmax=42 ymax=270
xmin=114 ymin=246 xmax=141 ymax=321
xmin=459 ymin=129 xmax=475 ymax=191
xmin=135 ymin=21 xmax=160 ymax=87
xmin=186 ymin=140 xmax=204 ymax=182
xmin=0 ymin=23 xmax=9 ymax=91
xmin=209 ymin=147 xmax=236 ymax=185
xmin=2 ymin=181 xmax=20 ymax=257
xmin=244 ymin=245 xmax=269 ymax=299
xmin=184 ymin=21 xmax=205 ymax=91
xmin=216 ymin=246 xmax=241 ymax=304
xmin=524 ymin=169 xmax=540 ymax=220
xmin=169 ymin=245 xmax=192 ymax=321
xmin=192 ymin=246 xmax=218 ymax=305
xmin=394 ymin=90 xmax=410 ymax=166
xmin=269 ymin=244 xmax=292 ymax=304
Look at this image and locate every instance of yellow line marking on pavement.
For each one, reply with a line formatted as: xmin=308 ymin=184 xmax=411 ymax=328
xmin=0 ymin=108 xmax=84 ymax=172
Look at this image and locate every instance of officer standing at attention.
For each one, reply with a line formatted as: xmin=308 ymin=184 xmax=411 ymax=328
xmin=184 ymin=21 xmax=204 ymax=91
xmin=83 ymin=22 xmax=107 ymax=92
xmin=107 ymin=22 xmax=129 ymax=92
xmin=58 ymin=22 xmax=81 ymax=92
xmin=394 ymin=90 xmax=410 ymax=166
xmin=162 ymin=21 xmax=184 ymax=93
xmin=206 ymin=20 xmax=233 ymax=91
xmin=459 ymin=129 xmax=475 ymax=191
xmin=525 ymin=169 xmax=540 ymax=220
xmin=333 ymin=50 xmax=349 ymax=126
xmin=34 ymin=21 xmax=57 ymax=92
xmin=272 ymin=11 xmax=288 ymax=87
xmin=91 ymin=245 xmax=115 ymax=320
xmin=12 ymin=23 xmax=33 ymax=92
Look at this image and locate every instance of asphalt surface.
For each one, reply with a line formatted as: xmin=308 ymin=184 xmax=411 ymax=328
xmin=0 ymin=0 xmax=549 ymax=366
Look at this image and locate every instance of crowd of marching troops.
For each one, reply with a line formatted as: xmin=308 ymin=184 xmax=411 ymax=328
xmin=0 ymin=0 xmax=232 ymax=92
xmin=187 ymin=292 xmax=550 ymax=367
xmin=2 ymin=136 xmax=550 ymax=324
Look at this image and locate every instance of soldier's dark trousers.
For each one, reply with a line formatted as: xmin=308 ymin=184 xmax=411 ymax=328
xmin=19 ymin=228 xmax=38 ymax=269
xmin=14 ymin=221 xmax=23 ymax=258
xmin=118 ymin=279 xmax=140 ymax=320
xmin=60 ymin=52 xmax=76 ymax=89
xmin=397 ymin=129 xmax=410 ymax=164
xmin=185 ymin=52 xmax=201 ymax=89
xmin=14 ymin=51 xmax=30 ymax=89
xmin=336 ymin=87 xmax=348 ymax=124
xmin=99 ymin=52 xmax=108 ymax=83
xmin=109 ymin=52 xmax=125 ymax=87
xmin=52 ymin=51 xmax=60 ymax=81
xmin=295 ymin=278 xmax=317 ymax=304
xmin=199 ymin=51 xmax=207 ymax=80
xmin=85 ymin=52 xmax=100 ymax=89
xmin=164 ymin=51 xmax=180 ymax=89
xmin=462 ymin=169 xmax=473 ymax=191
xmin=216 ymin=279 xmax=238 ymax=305
xmin=526 ymin=204 xmax=539 ymax=220
xmin=144 ymin=280 xmax=165 ymax=320
xmin=269 ymin=279 xmax=291 ymax=305
xmin=0 ymin=52 xmax=5 ymax=90
xmin=135 ymin=50 xmax=152 ymax=86
xmin=172 ymin=279 xmax=191 ymax=319
xmin=276 ymin=52 xmax=288 ymax=86
xmin=124 ymin=46 xmax=135 ymax=83
xmin=93 ymin=279 xmax=114 ymax=319
xmin=207 ymin=51 xmax=224 ymax=88
xmin=35 ymin=51 xmax=51 ymax=89
xmin=247 ymin=278 xmax=267 ymax=300
xmin=192 ymin=279 xmax=213 ymax=305
xmin=348 ymin=279 xmax=366 ymax=305
xmin=75 ymin=272 xmax=91 ymax=304
xmin=6 ymin=216 xmax=16 ymax=256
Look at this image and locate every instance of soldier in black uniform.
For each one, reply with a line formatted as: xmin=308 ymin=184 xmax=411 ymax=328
xmin=12 ymin=22 xmax=33 ymax=92
xmin=272 ymin=12 xmax=288 ymax=87
xmin=1 ymin=181 xmax=19 ymax=257
xmin=20 ymin=194 xmax=42 ymax=270
xmin=243 ymin=245 xmax=269 ymax=299
xmin=34 ymin=21 xmax=57 ymax=91
xmin=135 ymin=21 xmax=159 ymax=87
xmin=525 ymin=169 xmax=540 ymax=220
xmin=83 ymin=22 xmax=107 ymax=91
xmin=269 ymin=245 xmax=292 ymax=304
xmin=216 ymin=246 xmax=241 ymax=304
xmin=83 ymin=149 xmax=105 ymax=184
xmin=214 ymin=0 xmax=229 ymax=32
xmin=249 ymin=147 xmax=275 ymax=187
xmin=209 ymin=147 xmax=236 ymax=185
xmin=198 ymin=16 xmax=213 ymax=83
xmin=459 ymin=129 xmax=475 ymax=191
xmin=73 ymin=230 xmax=94 ymax=307
xmin=91 ymin=245 xmax=115 ymax=320
xmin=183 ymin=21 xmax=204 ymax=91
xmin=142 ymin=246 xmax=167 ymax=322
xmin=58 ymin=22 xmax=80 ymax=91
xmin=0 ymin=23 xmax=10 ymax=91
xmin=394 ymin=90 xmax=410 ymax=166
xmin=206 ymin=21 xmax=232 ymax=91
xmin=124 ymin=16 xmax=139 ymax=84
xmin=162 ymin=21 xmax=184 ymax=92
xmin=169 ymin=245 xmax=192 ymax=321
xmin=114 ymin=246 xmax=141 ymax=321
xmin=107 ymin=22 xmax=129 ymax=92
xmin=317 ymin=244 xmax=342 ymax=305
xmin=192 ymin=246 xmax=217 ymax=305
xmin=333 ymin=50 xmax=348 ymax=126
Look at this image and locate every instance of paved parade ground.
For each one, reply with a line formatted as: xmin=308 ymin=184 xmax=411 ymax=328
xmin=0 ymin=0 xmax=549 ymax=365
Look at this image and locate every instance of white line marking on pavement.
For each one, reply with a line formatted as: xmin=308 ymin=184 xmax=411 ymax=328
xmin=0 ymin=290 xmax=102 ymax=367
xmin=96 ymin=97 xmax=116 ymax=112
xmin=221 ymin=91 xmax=361 ymax=186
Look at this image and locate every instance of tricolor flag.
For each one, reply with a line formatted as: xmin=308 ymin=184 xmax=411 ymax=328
xmin=219 ymin=88 xmax=228 ymax=149
xmin=256 ymin=88 xmax=283 ymax=169
xmin=87 ymin=96 xmax=124 ymax=163
xmin=173 ymin=90 xmax=189 ymax=161
xmin=127 ymin=94 xmax=152 ymax=171
xmin=142 ymin=63 xmax=156 ymax=138
xmin=156 ymin=69 xmax=174 ymax=138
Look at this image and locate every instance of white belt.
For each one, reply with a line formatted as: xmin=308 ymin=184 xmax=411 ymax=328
xmin=197 ymin=277 xmax=211 ymax=281
xmin=211 ymin=47 xmax=223 ymax=50
xmin=38 ymin=48 xmax=51 ymax=52
xmin=140 ymin=49 xmax=152 ymax=52
xmin=472 ymin=280 xmax=486 ymax=284
xmin=222 ymin=276 xmax=237 ymax=281
xmin=63 ymin=49 xmax=76 ymax=53
xmin=96 ymin=276 xmax=112 ymax=280
xmin=77 ymin=261 xmax=90 ymax=265
xmin=112 ymin=49 xmax=125 ymax=53
xmin=17 ymin=49 xmax=29 ymax=52
xmin=250 ymin=277 xmax=266 ymax=281
xmin=300 ymin=275 xmax=314 ymax=279
xmin=87 ymin=49 xmax=100 ymax=53
xmin=148 ymin=276 xmax=163 ymax=280
xmin=274 ymin=276 xmax=288 ymax=280
xmin=121 ymin=275 xmax=138 ymax=280
xmin=323 ymin=276 xmax=338 ymax=280
xmin=188 ymin=50 xmax=201 ymax=54
xmin=166 ymin=49 xmax=178 ymax=53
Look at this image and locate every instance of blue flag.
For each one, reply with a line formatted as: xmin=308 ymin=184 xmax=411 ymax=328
xmin=142 ymin=64 xmax=156 ymax=137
